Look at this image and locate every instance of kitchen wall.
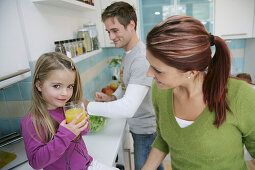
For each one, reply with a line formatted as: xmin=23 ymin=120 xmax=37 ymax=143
xmin=0 ymin=0 xmax=124 ymax=137
xmin=227 ymin=39 xmax=246 ymax=75
xmin=244 ymin=39 xmax=255 ymax=82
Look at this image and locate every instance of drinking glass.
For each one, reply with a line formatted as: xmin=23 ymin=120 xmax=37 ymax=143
xmin=63 ymin=101 xmax=86 ymax=124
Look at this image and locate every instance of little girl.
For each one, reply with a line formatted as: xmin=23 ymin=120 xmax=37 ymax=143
xmin=21 ymin=52 xmax=118 ymax=170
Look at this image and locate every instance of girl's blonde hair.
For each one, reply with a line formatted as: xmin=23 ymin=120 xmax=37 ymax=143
xmin=29 ymin=52 xmax=83 ymax=143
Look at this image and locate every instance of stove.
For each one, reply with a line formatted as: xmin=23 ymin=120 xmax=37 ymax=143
xmin=0 ymin=132 xmax=28 ymax=170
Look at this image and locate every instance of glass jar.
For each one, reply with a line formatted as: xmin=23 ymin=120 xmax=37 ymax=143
xmin=84 ymin=23 xmax=100 ymax=50
xmin=54 ymin=41 xmax=62 ymax=53
xmin=69 ymin=39 xmax=76 ymax=58
xmin=60 ymin=40 xmax=66 ymax=55
xmin=77 ymin=28 xmax=92 ymax=52
xmin=77 ymin=38 xmax=83 ymax=55
xmin=72 ymin=39 xmax=79 ymax=56
xmin=80 ymin=38 xmax=86 ymax=54
xmin=64 ymin=40 xmax=71 ymax=58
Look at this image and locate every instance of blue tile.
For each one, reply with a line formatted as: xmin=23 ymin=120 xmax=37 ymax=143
xmin=231 ymin=57 xmax=244 ymax=74
xmin=226 ymin=39 xmax=245 ymax=49
xmin=0 ymin=90 xmax=5 ymax=101
xmin=105 ymin=48 xmax=124 ymax=57
xmin=0 ymin=119 xmax=12 ymax=136
xmin=76 ymin=52 xmax=108 ymax=73
xmin=82 ymin=66 xmax=113 ymax=101
xmin=10 ymin=118 xmax=22 ymax=133
xmin=19 ymin=82 xmax=32 ymax=100
xmin=4 ymin=83 xmax=22 ymax=101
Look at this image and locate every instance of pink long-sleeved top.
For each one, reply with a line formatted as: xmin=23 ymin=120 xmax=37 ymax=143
xmin=20 ymin=107 xmax=92 ymax=170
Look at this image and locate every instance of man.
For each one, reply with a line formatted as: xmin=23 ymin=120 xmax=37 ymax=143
xmin=84 ymin=2 xmax=164 ymax=170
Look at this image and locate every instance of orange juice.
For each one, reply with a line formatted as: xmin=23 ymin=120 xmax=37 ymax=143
xmin=65 ymin=108 xmax=86 ymax=124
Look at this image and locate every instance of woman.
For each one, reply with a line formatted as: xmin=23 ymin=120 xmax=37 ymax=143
xmin=142 ymin=15 xmax=255 ymax=170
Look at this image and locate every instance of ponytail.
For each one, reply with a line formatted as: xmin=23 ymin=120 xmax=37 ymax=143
xmin=203 ymin=36 xmax=231 ymax=127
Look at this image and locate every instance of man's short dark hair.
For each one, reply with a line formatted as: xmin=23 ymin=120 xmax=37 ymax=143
xmin=101 ymin=1 xmax=137 ymax=30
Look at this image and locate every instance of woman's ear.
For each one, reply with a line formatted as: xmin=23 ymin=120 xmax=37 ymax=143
xmin=35 ymin=80 xmax=42 ymax=92
xmin=186 ymin=70 xmax=200 ymax=78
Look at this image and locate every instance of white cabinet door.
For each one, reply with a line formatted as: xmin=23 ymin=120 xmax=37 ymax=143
xmin=99 ymin=0 xmax=140 ymax=47
xmin=0 ymin=0 xmax=30 ymax=89
xmin=214 ymin=0 xmax=255 ymax=39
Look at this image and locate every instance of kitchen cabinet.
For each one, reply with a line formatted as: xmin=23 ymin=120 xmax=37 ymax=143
xmin=99 ymin=0 xmax=140 ymax=47
xmin=0 ymin=0 xmax=31 ymax=89
xmin=32 ymin=0 xmax=96 ymax=11
xmin=214 ymin=0 xmax=255 ymax=39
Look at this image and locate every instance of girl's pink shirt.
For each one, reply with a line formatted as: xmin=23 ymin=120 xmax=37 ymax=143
xmin=20 ymin=107 xmax=92 ymax=170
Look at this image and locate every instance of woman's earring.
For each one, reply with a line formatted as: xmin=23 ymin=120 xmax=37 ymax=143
xmin=187 ymin=76 xmax=191 ymax=79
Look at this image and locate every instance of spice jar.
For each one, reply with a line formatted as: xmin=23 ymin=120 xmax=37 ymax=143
xmin=77 ymin=28 xmax=92 ymax=52
xmin=77 ymin=38 xmax=83 ymax=55
xmin=69 ymin=39 xmax=76 ymax=58
xmin=54 ymin=41 xmax=62 ymax=53
xmin=64 ymin=40 xmax=71 ymax=58
xmin=60 ymin=40 xmax=66 ymax=55
xmin=85 ymin=23 xmax=99 ymax=50
xmin=80 ymin=38 xmax=86 ymax=54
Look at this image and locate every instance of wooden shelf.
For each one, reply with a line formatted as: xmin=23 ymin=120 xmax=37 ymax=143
xmin=32 ymin=0 xmax=96 ymax=11
xmin=71 ymin=49 xmax=102 ymax=63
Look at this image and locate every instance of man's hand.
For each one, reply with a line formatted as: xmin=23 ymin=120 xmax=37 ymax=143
xmin=94 ymin=92 xmax=116 ymax=102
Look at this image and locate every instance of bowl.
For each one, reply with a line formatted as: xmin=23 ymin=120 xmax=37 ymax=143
xmin=89 ymin=116 xmax=107 ymax=133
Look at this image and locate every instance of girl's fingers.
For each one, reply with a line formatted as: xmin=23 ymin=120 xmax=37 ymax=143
xmin=71 ymin=112 xmax=83 ymax=124
xmin=79 ymin=121 xmax=89 ymax=132
xmin=60 ymin=119 xmax=66 ymax=126
xmin=75 ymin=117 xmax=87 ymax=128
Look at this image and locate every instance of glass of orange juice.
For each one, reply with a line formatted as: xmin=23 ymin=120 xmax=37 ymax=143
xmin=63 ymin=101 xmax=87 ymax=124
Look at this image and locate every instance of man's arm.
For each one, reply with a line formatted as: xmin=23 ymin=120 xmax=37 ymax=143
xmin=86 ymin=84 xmax=149 ymax=118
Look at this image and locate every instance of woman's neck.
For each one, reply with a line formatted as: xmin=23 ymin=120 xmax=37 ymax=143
xmin=175 ymin=72 xmax=205 ymax=99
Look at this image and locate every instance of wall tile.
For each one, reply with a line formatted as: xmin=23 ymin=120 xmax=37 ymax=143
xmin=226 ymin=39 xmax=245 ymax=49
xmin=23 ymin=100 xmax=32 ymax=114
xmin=231 ymin=57 xmax=244 ymax=74
xmin=0 ymin=119 xmax=12 ymax=136
xmin=6 ymin=101 xmax=25 ymax=118
xmin=0 ymin=90 xmax=5 ymax=101
xmin=0 ymin=101 xmax=8 ymax=118
xmin=4 ymin=83 xmax=22 ymax=101
xmin=9 ymin=118 xmax=22 ymax=133
xmin=19 ymin=82 xmax=32 ymax=100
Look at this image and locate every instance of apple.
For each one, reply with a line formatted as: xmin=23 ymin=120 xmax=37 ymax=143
xmin=105 ymin=88 xmax=114 ymax=95
xmin=101 ymin=87 xmax=107 ymax=93
xmin=110 ymin=82 xmax=119 ymax=91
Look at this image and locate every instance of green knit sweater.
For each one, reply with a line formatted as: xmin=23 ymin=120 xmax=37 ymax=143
xmin=152 ymin=78 xmax=255 ymax=170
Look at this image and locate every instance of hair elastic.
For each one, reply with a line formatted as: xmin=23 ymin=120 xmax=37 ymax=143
xmin=210 ymin=33 xmax=215 ymax=46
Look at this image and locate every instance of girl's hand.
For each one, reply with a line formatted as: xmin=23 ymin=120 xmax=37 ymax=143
xmin=60 ymin=113 xmax=89 ymax=136
xmin=94 ymin=92 xmax=116 ymax=102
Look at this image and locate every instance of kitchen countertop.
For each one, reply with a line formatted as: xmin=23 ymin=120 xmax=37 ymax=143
xmin=4 ymin=118 xmax=127 ymax=170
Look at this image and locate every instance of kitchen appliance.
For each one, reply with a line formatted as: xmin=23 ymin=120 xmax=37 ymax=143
xmin=0 ymin=132 xmax=28 ymax=170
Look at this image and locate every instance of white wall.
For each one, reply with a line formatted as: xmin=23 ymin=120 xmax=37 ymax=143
xmin=244 ymin=39 xmax=255 ymax=82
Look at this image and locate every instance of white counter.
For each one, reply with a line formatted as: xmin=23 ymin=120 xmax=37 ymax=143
xmin=84 ymin=118 xmax=127 ymax=166
xmin=9 ymin=118 xmax=127 ymax=170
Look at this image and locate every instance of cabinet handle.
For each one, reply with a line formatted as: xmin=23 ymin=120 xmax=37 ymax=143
xmin=221 ymin=33 xmax=247 ymax=37
xmin=0 ymin=68 xmax=30 ymax=81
